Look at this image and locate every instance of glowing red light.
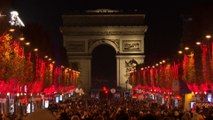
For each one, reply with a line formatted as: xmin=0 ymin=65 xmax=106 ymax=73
xmin=103 ymin=86 xmax=107 ymax=91
xmin=176 ymin=96 xmax=181 ymax=100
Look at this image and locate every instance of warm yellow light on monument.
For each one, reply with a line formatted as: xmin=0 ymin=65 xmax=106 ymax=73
xmin=52 ymin=61 xmax=55 ymax=64
xmin=44 ymin=55 xmax=48 ymax=59
xmin=159 ymin=62 xmax=162 ymax=64
xmin=48 ymin=58 xmax=52 ymax=61
xmin=156 ymin=63 xmax=158 ymax=66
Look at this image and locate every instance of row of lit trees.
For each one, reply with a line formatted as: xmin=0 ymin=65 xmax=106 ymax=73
xmin=0 ymin=27 xmax=80 ymax=96
xmin=130 ymin=34 xmax=213 ymax=94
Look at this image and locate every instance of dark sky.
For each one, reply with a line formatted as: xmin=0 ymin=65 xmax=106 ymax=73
xmin=10 ymin=0 xmax=193 ymax=65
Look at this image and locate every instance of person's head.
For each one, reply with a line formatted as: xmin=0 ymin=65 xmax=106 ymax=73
xmin=183 ymin=112 xmax=191 ymax=118
xmin=209 ymin=110 xmax=213 ymax=117
xmin=163 ymin=110 xmax=169 ymax=116
xmin=174 ymin=110 xmax=179 ymax=116
xmin=71 ymin=115 xmax=80 ymax=120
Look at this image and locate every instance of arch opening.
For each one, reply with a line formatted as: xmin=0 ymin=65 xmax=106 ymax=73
xmin=91 ymin=44 xmax=116 ymax=90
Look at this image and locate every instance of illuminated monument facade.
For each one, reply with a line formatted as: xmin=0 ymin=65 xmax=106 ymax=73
xmin=62 ymin=9 xmax=147 ymax=91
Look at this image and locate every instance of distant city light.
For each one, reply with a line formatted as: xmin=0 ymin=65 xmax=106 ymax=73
xmin=196 ymin=42 xmax=201 ymax=45
xmin=162 ymin=60 xmax=166 ymax=63
xmin=178 ymin=50 xmax=183 ymax=54
xmin=25 ymin=42 xmax=30 ymax=46
xmin=205 ymin=35 xmax=212 ymax=39
xmin=184 ymin=47 xmax=189 ymax=50
xmin=34 ymin=48 xmax=38 ymax=52
xmin=9 ymin=28 xmax=15 ymax=32
xmin=19 ymin=37 xmax=25 ymax=41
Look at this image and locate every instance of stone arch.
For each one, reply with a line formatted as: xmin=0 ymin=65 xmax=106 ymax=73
xmin=88 ymin=39 xmax=119 ymax=54
xmin=62 ymin=13 xmax=147 ymax=91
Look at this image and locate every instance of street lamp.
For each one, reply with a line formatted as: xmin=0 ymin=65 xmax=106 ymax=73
xmin=205 ymin=35 xmax=211 ymax=39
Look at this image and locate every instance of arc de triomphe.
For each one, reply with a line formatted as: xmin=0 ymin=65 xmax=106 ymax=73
xmin=61 ymin=9 xmax=147 ymax=91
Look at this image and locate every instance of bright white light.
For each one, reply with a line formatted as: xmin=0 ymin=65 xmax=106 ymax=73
xmin=19 ymin=37 xmax=25 ymax=41
xmin=207 ymin=94 xmax=212 ymax=102
xmin=25 ymin=42 xmax=30 ymax=46
xmin=56 ymin=97 xmax=59 ymax=103
xmin=184 ymin=47 xmax=189 ymax=50
xmin=205 ymin=35 xmax=212 ymax=39
xmin=9 ymin=11 xmax=25 ymax=27
xmin=59 ymin=95 xmax=63 ymax=101
xmin=34 ymin=48 xmax=38 ymax=52
xmin=27 ymin=103 xmax=31 ymax=113
xmin=178 ymin=50 xmax=183 ymax=54
xmin=44 ymin=100 xmax=49 ymax=108
xmin=196 ymin=42 xmax=201 ymax=45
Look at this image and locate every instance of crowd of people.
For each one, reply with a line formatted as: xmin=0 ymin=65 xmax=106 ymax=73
xmin=0 ymin=95 xmax=213 ymax=120
xmin=46 ymin=96 xmax=213 ymax=120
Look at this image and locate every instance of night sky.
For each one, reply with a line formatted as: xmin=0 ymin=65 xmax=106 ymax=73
xmin=9 ymin=0 xmax=192 ymax=64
